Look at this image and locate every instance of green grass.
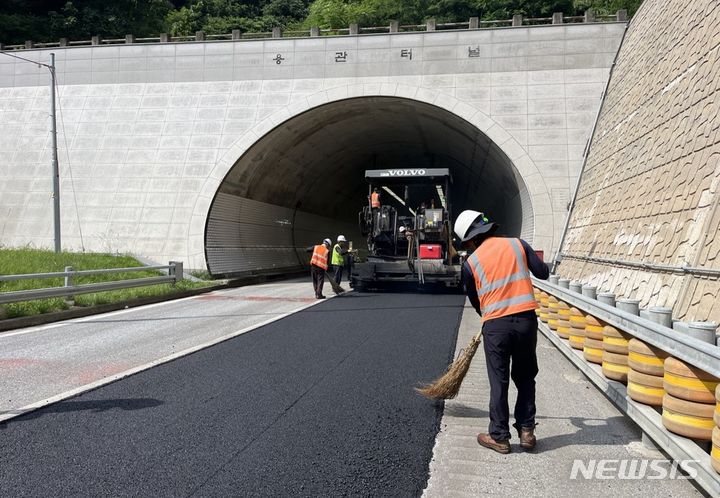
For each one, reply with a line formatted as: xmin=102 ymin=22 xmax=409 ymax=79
xmin=0 ymin=248 xmax=215 ymax=319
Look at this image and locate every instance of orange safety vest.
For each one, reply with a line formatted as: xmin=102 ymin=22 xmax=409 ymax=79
xmin=466 ymin=237 xmax=538 ymax=321
xmin=310 ymin=244 xmax=329 ymax=270
xmin=371 ymin=192 xmax=380 ymax=208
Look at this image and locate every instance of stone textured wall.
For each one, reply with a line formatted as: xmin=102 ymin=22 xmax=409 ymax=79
xmin=558 ymin=0 xmax=720 ymax=322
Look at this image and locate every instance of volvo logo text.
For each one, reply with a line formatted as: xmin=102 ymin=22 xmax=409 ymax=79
xmin=383 ymin=169 xmax=427 ymax=176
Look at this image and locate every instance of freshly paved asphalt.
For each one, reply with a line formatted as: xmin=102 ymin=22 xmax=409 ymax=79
xmin=0 ymin=292 xmax=464 ymax=497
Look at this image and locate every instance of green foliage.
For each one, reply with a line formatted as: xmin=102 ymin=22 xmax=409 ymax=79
xmin=165 ymin=0 xmax=308 ymax=36
xmin=0 ymin=0 xmax=641 ymax=45
xmin=574 ymin=0 xmax=643 ymax=16
xmin=44 ymin=1 xmax=172 ymax=41
xmin=0 ymin=248 xmax=213 ymax=319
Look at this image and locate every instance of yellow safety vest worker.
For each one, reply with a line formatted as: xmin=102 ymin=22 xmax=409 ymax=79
xmin=371 ymin=192 xmax=381 ymax=208
xmin=332 ymin=244 xmax=344 ymax=266
xmin=310 ymin=244 xmax=329 ymax=270
xmin=466 ymin=237 xmax=538 ymax=321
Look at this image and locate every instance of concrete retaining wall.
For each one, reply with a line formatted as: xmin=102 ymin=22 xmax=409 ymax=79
xmin=558 ymin=0 xmax=720 ymax=322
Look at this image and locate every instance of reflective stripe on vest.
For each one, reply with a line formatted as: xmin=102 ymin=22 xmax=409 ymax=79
xmin=311 ymin=244 xmax=329 ymax=270
xmin=467 ymin=237 xmax=538 ymax=321
xmin=371 ymin=192 xmax=380 ymax=208
xmin=331 ymin=244 xmax=344 ymax=266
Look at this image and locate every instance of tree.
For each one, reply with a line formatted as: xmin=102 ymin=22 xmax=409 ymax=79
xmin=574 ymin=0 xmax=643 ymax=16
xmin=305 ymin=0 xmax=426 ymax=28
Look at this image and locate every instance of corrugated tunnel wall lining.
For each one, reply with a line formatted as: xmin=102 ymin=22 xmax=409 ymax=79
xmin=206 ymin=97 xmax=534 ymax=277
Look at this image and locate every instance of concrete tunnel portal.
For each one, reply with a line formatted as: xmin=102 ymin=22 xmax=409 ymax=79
xmin=205 ymin=96 xmax=534 ymax=277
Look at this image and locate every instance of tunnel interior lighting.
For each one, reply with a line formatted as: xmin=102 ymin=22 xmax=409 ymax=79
xmin=435 ymin=185 xmax=446 ymax=208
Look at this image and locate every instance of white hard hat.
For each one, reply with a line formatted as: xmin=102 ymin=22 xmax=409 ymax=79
xmin=337 ymin=235 xmax=347 ymax=242
xmin=399 ymin=226 xmax=406 ymax=233
xmin=454 ymin=210 xmax=496 ymax=242
xmin=323 ymin=238 xmax=332 ymax=246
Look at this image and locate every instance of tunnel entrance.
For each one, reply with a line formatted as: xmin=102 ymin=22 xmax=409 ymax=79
xmin=205 ymin=96 xmax=533 ymax=277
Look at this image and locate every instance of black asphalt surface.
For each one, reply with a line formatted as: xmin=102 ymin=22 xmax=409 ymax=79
xmin=0 ymin=292 xmax=464 ymax=497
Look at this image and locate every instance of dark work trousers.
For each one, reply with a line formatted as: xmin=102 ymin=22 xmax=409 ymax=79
xmin=482 ymin=310 xmax=539 ymax=441
xmin=311 ymin=265 xmax=325 ymax=297
xmin=332 ymin=265 xmax=343 ymax=285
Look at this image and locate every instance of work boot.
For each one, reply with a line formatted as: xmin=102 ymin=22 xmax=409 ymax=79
xmin=515 ymin=424 xmax=537 ymax=450
xmin=317 ymin=295 xmax=326 ymax=299
xmin=477 ymin=433 xmax=510 ymax=454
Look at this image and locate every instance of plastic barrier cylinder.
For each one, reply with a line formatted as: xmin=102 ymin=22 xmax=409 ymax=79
xmin=568 ymin=308 xmax=585 ymax=350
xmin=628 ymin=338 xmax=668 ymax=376
xmin=628 ymin=369 xmax=664 ymax=406
xmin=548 ymin=297 xmax=560 ymax=331
xmin=556 ymin=301 xmax=571 ymax=339
xmin=662 ymin=393 xmax=716 ymax=441
xmin=663 ymin=357 xmax=720 ymax=404
xmin=712 ymin=426 xmax=720 ymax=474
xmin=583 ymin=315 xmax=604 ymax=364
xmin=628 ymin=339 xmax=668 ymax=406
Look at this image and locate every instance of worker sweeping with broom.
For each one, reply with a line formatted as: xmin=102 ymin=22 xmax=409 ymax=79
xmin=417 ymin=210 xmax=548 ymax=453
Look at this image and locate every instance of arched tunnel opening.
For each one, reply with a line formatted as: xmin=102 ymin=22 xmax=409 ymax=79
xmin=205 ymin=97 xmax=533 ymax=277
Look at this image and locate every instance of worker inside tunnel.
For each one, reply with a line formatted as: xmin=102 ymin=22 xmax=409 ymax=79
xmin=205 ymin=96 xmax=533 ymax=277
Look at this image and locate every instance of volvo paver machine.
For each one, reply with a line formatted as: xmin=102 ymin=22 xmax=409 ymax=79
xmin=350 ymin=168 xmax=461 ymax=291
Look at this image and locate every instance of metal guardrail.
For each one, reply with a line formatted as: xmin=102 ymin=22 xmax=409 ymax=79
xmin=535 ymin=276 xmax=720 ymax=495
xmin=0 ymin=261 xmax=183 ymax=305
xmin=0 ymin=10 xmax=628 ymax=51
xmin=532 ymin=277 xmax=720 ymax=377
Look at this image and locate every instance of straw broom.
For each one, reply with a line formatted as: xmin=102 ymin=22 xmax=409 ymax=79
xmin=415 ymin=332 xmax=482 ymax=400
xmin=324 ymin=271 xmax=346 ymax=294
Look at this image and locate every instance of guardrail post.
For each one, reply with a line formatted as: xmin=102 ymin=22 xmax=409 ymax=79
xmin=469 ymin=17 xmax=479 ymax=29
xmin=232 ymin=29 xmax=241 ymax=40
xmin=125 ymin=34 xmax=135 ymax=44
xmin=195 ymin=31 xmax=205 ymax=41
xmin=310 ymin=26 xmax=320 ymax=37
xmin=616 ymin=9 xmax=628 ymax=22
xmin=686 ymin=322 xmax=718 ymax=344
xmin=272 ymin=27 xmax=282 ymax=38
xmin=647 ymin=306 xmax=673 ymax=328
xmin=160 ymin=33 xmax=170 ymax=43
xmin=25 ymin=40 xmax=34 ymax=49
xmin=598 ymin=292 xmax=616 ymax=307
xmin=548 ymin=275 xmax=559 ymax=285
xmin=569 ymin=281 xmax=583 ymax=293
xmin=426 ymin=19 xmax=436 ymax=31
xmin=0 ymin=43 xmax=4 ymax=51
xmin=169 ymin=261 xmax=184 ymax=285
xmin=91 ymin=35 xmax=101 ymax=45
xmin=64 ymin=266 xmax=75 ymax=305
xmin=581 ymin=285 xmax=597 ymax=300
xmin=512 ymin=14 xmax=523 ymax=27
xmin=59 ymin=38 xmax=68 ymax=47
xmin=616 ymin=299 xmax=640 ymax=315
xmin=349 ymin=23 xmax=359 ymax=35
xmin=389 ymin=21 xmax=399 ymax=33
xmin=584 ymin=9 xmax=596 ymax=23
xmin=552 ymin=12 xmax=563 ymax=24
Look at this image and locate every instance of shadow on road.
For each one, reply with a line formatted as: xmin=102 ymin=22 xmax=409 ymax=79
xmin=1 ymin=398 xmax=164 ymax=427
xmin=441 ymin=404 xmax=635 ymax=452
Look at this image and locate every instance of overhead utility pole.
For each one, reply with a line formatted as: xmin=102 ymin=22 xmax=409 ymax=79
xmin=0 ymin=50 xmax=61 ymax=252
